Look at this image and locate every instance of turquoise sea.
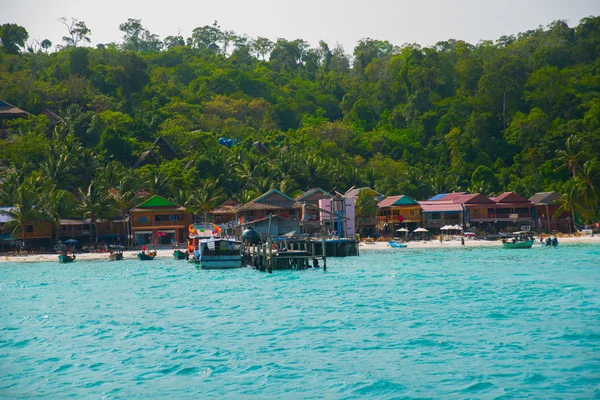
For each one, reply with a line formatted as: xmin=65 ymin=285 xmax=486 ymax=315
xmin=1 ymin=244 xmax=600 ymax=399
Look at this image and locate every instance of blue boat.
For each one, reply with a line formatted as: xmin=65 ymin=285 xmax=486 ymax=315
xmin=388 ymin=241 xmax=407 ymax=248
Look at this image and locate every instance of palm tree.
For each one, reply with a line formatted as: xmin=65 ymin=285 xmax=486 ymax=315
xmin=578 ymin=159 xmax=600 ymax=208
xmin=354 ymin=190 xmax=378 ymax=235
xmin=553 ymin=179 xmax=588 ymax=234
xmin=0 ymin=184 xmax=42 ymax=245
xmin=77 ymin=181 xmax=113 ymax=244
xmin=39 ymin=188 xmax=73 ymax=246
xmin=555 ymin=135 xmax=587 ymax=178
xmin=0 ymin=166 xmax=24 ymax=206
xmin=109 ymin=176 xmax=142 ymax=248
xmin=186 ymin=180 xmax=225 ymax=223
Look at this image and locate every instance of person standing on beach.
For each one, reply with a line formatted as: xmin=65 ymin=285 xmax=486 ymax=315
xmin=461 ymin=237 xmax=465 ymax=246
xmin=439 ymin=235 xmax=443 ymax=245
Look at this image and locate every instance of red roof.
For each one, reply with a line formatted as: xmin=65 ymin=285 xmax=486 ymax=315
xmin=452 ymin=194 xmax=495 ymax=205
xmin=418 ymin=201 xmax=463 ymax=212
xmin=490 ymin=192 xmax=531 ymax=204
xmin=440 ymin=192 xmax=466 ymax=201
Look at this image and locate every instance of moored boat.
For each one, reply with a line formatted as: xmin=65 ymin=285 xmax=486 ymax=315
xmin=58 ymin=253 xmax=76 ymax=263
xmin=188 ymin=224 xmax=242 ymax=269
xmin=502 ymin=231 xmax=535 ymax=249
xmin=137 ymin=250 xmax=156 ymax=260
xmin=173 ymin=249 xmax=188 ymax=260
xmin=388 ymin=240 xmax=407 ymax=248
xmin=109 ymin=245 xmax=125 ymax=261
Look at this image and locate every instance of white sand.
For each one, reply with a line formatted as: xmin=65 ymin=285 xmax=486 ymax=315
xmin=0 ymin=249 xmax=177 ymax=263
xmin=359 ymin=235 xmax=600 ymax=250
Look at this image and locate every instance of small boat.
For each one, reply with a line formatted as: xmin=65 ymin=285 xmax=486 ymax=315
xmin=502 ymin=231 xmax=535 ymax=249
xmin=58 ymin=253 xmax=76 ymax=263
xmin=173 ymin=249 xmax=188 ymax=260
xmin=388 ymin=240 xmax=407 ymax=248
xmin=188 ymin=234 xmax=242 ymax=269
xmin=109 ymin=245 xmax=125 ymax=261
xmin=137 ymin=251 xmax=156 ymax=260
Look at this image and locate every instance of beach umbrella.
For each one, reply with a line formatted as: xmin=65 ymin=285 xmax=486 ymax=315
xmin=64 ymin=239 xmax=78 ymax=244
xmin=413 ymin=227 xmax=428 ymax=233
xmin=453 ymin=225 xmax=463 ymax=230
xmin=440 ymin=225 xmax=451 ymax=230
xmin=396 ymin=228 xmax=409 ymax=232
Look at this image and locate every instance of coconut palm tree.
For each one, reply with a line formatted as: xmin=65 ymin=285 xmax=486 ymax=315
xmin=39 ymin=188 xmax=73 ymax=246
xmin=553 ymin=179 xmax=588 ymax=233
xmin=0 ymin=184 xmax=42 ymax=244
xmin=555 ymin=135 xmax=587 ymax=178
xmin=186 ymin=180 xmax=225 ymax=223
xmin=354 ymin=189 xmax=378 ymax=235
xmin=109 ymin=176 xmax=143 ymax=247
xmin=0 ymin=166 xmax=24 ymax=206
xmin=77 ymin=181 xmax=113 ymax=244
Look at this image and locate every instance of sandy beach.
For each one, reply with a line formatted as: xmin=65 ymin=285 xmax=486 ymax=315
xmin=358 ymin=235 xmax=600 ymax=250
xmin=1 ymin=236 xmax=598 ymax=263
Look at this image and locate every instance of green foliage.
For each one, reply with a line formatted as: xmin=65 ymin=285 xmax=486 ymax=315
xmin=1 ymin=16 xmax=600 ymax=224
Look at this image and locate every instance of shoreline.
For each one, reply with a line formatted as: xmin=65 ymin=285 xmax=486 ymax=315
xmin=358 ymin=235 xmax=600 ymax=250
xmin=1 ymin=236 xmax=599 ymax=263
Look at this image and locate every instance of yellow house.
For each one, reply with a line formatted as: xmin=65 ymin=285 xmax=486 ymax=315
xmin=377 ymin=195 xmax=421 ymax=234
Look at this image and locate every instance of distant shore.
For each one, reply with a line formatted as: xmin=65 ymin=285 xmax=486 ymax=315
xmin=359 ymin=235 xmax=600 ymax=250
xmin=1 ymin=236 xmax=599 ymax=263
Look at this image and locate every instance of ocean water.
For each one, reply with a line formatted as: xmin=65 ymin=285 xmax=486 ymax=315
xmin=1 ymin=245 xmax=600 ymax=399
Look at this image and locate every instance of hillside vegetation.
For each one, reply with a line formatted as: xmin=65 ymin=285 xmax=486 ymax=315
xmin=0 ymin=17 xmax=599 ymax=223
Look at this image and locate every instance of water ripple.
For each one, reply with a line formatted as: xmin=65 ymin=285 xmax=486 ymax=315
xmin=1 ymin=244 xmax=599 ymax=398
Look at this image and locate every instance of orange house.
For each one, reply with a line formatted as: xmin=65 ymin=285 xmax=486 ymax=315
xmin=130 ymin=195 xmax=192 ymax=246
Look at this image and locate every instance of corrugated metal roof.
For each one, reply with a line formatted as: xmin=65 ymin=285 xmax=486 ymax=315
xmin=428 ymin=193 xmax=448 ymax=201
xmin=418 ymin=202 xmax=463 ymax=213
xmin=529 ymin=191 xmax=561 ymax=205
xmin=377 ymin=195 xmax=418 ymax=208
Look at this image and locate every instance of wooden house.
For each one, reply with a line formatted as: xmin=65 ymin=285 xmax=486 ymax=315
xmin=240 ymin=215 xmax=300 ymax=237
xmin=529 ymin=191 xmax=572 ymax=233
xmin=377 ymin=195 xmax=421 ymax=234
xmin=210 ymin=198 xmax=240 ymax=225
xmin=343 ymin=187 xmax=383 ymax=236
xmin=236 ymin=189 xmax=300 ymax=224
xmin=418 ymin=200 xmax=464 ymax=231
xmin=133 ymin=136 xmax=178 ymax=168
xmin=130 ymin=195 xmax=192 ymax=246
xmin=0 ymin=207 xmax=52 ymax=245
xmin=489 ymin=192 xmax=533 ymax=229
xmin=295 ymin=188 xmax=333 ymax=225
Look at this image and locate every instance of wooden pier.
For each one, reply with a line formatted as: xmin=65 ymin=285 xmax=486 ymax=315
xmin=242 ymin=236 xmax=327 ymax=273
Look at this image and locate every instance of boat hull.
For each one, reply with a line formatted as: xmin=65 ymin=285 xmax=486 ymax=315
xmin=137 ymin=253 xmax=155 ymax=260
xmin=173 ymin=250 xmax=187 ymax=260
xmin=388 ymin=241 xmax=407 ymax=248
xmin=58 ymin=254 xmax=75 ymax=263
xmin=109 ymin=253 xmax=124 ymax=261
xmin=503 ymin=239 xmax=534 ymax=249
xmin=191 ymin=255 xmax=243 ymax=269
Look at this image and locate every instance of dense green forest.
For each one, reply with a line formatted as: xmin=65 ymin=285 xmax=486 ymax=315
xmin=1 ymin=16 xmax=599 ymax=229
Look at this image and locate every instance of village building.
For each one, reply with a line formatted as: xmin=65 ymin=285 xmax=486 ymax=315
xmin=418 ymin=200 xmax=464 ymax=232
xmin=295 ymin=188 xmax=333 ymax=229
xmin=236 ymin=189 xmax=300 ymax=225
xmin=239 ymin=215 xmax=301 ymax=237
xmin=376 ymin=195 xmax=421 ymax=235
xmin=343 ymin=187 xmax=383 ymax=236
xmin=0 ymin=207 xmax=52 ymax=249
xmin=130 ymin=195 xmax=192 ymax=246
xmin=210 ymin=198 xmax=240 ymax=225
xmin=529 ymin=191 xmax=572 ymax=233
xmin=133 ymin=136 xmax=178 ymax=168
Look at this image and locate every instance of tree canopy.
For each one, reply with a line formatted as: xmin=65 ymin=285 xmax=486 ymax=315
xmin=1 ymin=16 xmax=599 ymax=224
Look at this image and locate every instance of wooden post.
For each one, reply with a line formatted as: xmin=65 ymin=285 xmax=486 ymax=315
xmin=267 ymin=214 xmax=273 ymax=273
xmin=546 ymin=204 xmax=551 ymax=234
xmin=322 ymin=231 xmax=327 ymax=271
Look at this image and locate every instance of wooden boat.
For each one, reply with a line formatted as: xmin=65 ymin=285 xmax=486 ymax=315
xmin=173 ymin=249 xmax=188 ymax=260
xmin=388 ymin=240 xmax=407 ymax=248
xmin=502 ymin=232 xmax=535 ymax=249
xmin=188 ymin=226 xmax=242 ymax=269
xmin=109 ymin=245 xmax=125 ymax=261
xmin=58 ymin=253 xmax=76 ymax=263
xmin=137 ymin=251 xmax=156 ymax=260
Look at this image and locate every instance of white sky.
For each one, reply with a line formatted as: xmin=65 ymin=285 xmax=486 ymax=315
xmin=2 ymin=0 xmax=600 ymax=53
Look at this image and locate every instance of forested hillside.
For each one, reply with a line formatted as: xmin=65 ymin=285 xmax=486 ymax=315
xmin=1 ymin=17 xmax=599 ymax=222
